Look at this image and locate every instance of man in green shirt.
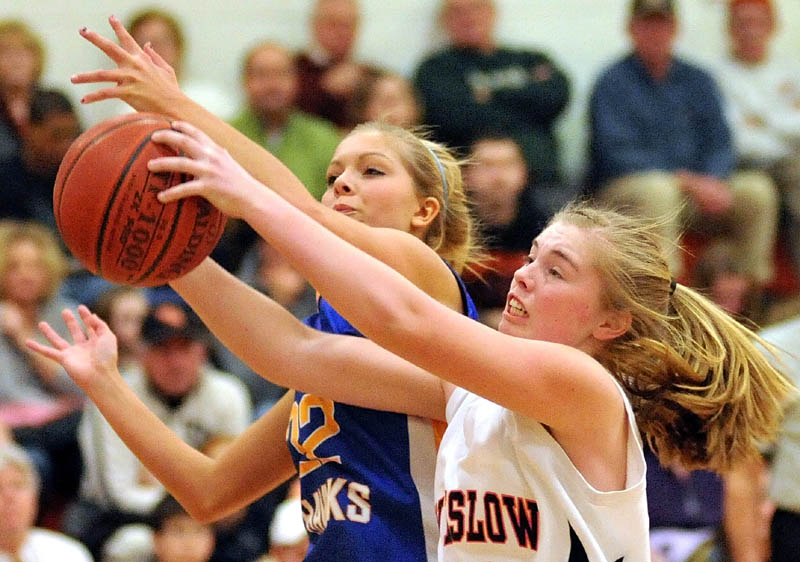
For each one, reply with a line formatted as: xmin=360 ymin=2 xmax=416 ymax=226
xmin=230 ymin=42 xmax=341 ymax=201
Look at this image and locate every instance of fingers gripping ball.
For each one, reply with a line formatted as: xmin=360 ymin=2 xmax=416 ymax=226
xmin=53 ymin=113 xmax=226 ymax=286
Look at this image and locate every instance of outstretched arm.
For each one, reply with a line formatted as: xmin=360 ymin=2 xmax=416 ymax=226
xmin=73 ymin=17 xmax=309 ymax=210
xmin=26 ymin=306 xmax=445 ymax=518
xmin=73 ymin=16 xmax=456 ymax=305
xmin=169 ymin=258 xmax=448 ymax=420
xmin=152 ymin=124 xmax=622 ymax=437
xmin=25 ymin=308 xmax=292 ymax=521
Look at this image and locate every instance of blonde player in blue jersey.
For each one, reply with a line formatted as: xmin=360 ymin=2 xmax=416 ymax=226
xmin=34 ymin=120 xmax=794 ymax=559
xmin=59 ymin=16 xmax=482 ymax=562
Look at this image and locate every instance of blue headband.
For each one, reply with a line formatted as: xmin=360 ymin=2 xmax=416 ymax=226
xmin=425 ymin=145 xmax=449 ymax=212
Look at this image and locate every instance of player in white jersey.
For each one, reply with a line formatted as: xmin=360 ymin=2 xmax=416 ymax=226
xmin=34 ymin=128 xmax=794 ymax=559
xmin=139 ymin=128 xmax=791 ymax=559
xmin=434 ymin=384 xmax=649 ymax=561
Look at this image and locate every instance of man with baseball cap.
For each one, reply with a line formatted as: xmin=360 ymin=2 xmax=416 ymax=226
xmin=63 ymin=302 xmax=252 ymax=559
xmin=587 ymin=0 xmax=779 ymax=321
xmin=629 ymin=0 xmax=674 ymax=17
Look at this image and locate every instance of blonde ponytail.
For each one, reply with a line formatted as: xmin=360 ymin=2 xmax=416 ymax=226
xmin=554 ymin=201 xmax=795 ymax=471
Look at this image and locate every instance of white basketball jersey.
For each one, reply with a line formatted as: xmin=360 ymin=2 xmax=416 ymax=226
xmin=435 ymin=384 xmax=651 ymax=561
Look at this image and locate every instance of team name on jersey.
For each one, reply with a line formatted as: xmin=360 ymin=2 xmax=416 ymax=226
xmin=301 ymin=477 xmax=372 ymax=534
xmin=436 ymin=490 xmax=538 ymax=551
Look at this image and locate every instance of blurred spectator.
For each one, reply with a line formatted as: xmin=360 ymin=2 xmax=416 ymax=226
xmin=231 ymin=41 xmax=341 ymax=201
xmin=712 ymin=0 xmax=800 ymax=274
xmin=100 ymin=435 xmax=288 ymax=562
xmin=465 ymin=134 xmax=554 ymax=249
xmin=413 ymin=0 xmax=570 ymax=183
xmin=63 ymin=303 xmax=251 ymax=560
xmin=0 ymin=221 xmax=80 ymax=412
xmin=0 ymin=442 xmax=93 ymax=561
xmin=0 ymin=88 xmax=81 ymax=233
xmin=347 ymin=70 xmax=421 ymax=129
xmin=461 ymin=134 xmax=552 ymax=327
xmin=127 ymin=9 xmax=238 ymax=122
xmin=586 ymin=0 xmax=779 ymax=318
xmin=294 ymin=0 xmax=379 ymax=130
xmin=93 ymin=287 xmax=149 ymax=373
xmin=0 ymin=220 xmax=84 ymax=518
xmin=692 ymin=240 xmax=765 ymax=320
xmin=225 ymin=41 xmax=341 ymax=272
xmin=100 ymin=494 xmax=216 ymax=562
xmin=724 ymin=315 xmax=800 ymax=562
xmin=214 ymin=241 xmax=317 ymax=409
xmin=150 ymin=496 xmax=216 ymax=562
xmin=0 ymin=20 xmax=45 ymax=161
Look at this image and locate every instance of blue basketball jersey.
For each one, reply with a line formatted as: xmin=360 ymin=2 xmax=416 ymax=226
xmin=289 ymin=266 xmax=479 ymax=561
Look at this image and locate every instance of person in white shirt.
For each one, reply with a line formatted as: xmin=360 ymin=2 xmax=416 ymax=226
xmin=713 ymin=0 xmax=800 ymax=272
xmin=0 ymin=442 xmax=93 ymax=562
xmin=61 ymin=302 xmax=251 ymax=560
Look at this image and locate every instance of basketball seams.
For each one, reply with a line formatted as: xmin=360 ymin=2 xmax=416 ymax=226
xmin=53 ymin=114 xmax=170 ymax=233
xmin=54 ymin=112 xmax=226 ymax=286
xmin=95 ymin=132 xmax=168 ymax=276
xmin=129 ymin=190 xmax=185 ymax=285
xmin=111 ymin=176 xmax=171 ymax=284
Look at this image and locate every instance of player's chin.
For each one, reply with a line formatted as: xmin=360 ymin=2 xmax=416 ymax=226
xmin=496 ymin=315 xmax=516 ymax=336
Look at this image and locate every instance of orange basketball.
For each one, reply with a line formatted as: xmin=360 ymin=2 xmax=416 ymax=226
xmin=53 ymin=112 xmax=226 ymax=287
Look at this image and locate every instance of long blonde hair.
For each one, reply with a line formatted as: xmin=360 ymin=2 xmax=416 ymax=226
xmin=553 ymin=201 xmax=794 ymax=471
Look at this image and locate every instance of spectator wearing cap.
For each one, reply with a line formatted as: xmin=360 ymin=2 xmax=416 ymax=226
xmin=60 ymin=303 xmax=252 ymax=561
xmin=586 ymin=0 xmax=780 ymax=321
xmin=711 ymin=0 xmax=800 ymax=275
xmin=0 ymin=442 xmax=93 ymax=562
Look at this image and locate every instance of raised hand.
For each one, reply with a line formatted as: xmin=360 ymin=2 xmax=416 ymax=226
xmin=149 ymin=120 xmax=269 ymax=219
xmin=26 ymin=305 xmax=119 ymax=391
xmin=71 ymin=15 xmax=184 ymax=114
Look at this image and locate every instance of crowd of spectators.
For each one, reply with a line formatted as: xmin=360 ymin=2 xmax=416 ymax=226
xmin=2 ymin=0 xmax=800 ymax=561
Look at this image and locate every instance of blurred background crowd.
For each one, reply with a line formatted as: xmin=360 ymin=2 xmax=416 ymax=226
xmin=2 ymin=0 xmax=800 ymax=561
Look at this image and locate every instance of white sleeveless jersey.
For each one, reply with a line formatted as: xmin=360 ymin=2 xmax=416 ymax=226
xmin=435 ymin=384 xmax=650 ymax=561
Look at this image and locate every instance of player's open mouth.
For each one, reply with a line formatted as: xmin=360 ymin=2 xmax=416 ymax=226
xmin=507 ymin=296 xmax=527 ymax=317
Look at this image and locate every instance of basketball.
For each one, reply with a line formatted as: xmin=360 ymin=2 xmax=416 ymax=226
xmin=53 ymin=112 xmax=226 ymax=287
